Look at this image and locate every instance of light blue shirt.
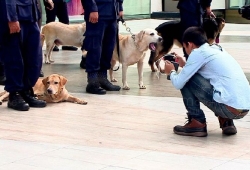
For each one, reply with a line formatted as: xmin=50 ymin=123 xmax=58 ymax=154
xmin=170 ymin=43 xmax=250 ymax=109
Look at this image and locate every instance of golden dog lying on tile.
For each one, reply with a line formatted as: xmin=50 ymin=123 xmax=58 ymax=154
xmin=0 ymin=74 xmax=87 ymax=105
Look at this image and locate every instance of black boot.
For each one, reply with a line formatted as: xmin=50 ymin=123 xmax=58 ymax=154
xmin=20 ymin=88 xmax=46 ymax=108
xmin=80 ymin=55 xmax=86 ymax=69
xmin=86 ymin=72 xmax=106 ymax=95
xmin=8 ymin=92 xmax=30 ymax=111
xmin=39 ymin=70 xmax=44 ymax=77
xmin=53 ymin=46 xmax=59 ymax=51
xmin=0 ymin=62 xmax=5 ymax=85
xmin=98 ymin=71 xmax=121 ymax=91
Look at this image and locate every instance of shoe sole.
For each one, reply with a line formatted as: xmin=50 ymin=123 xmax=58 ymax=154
xmin=174 ymin=130 xmax=208 ymax=137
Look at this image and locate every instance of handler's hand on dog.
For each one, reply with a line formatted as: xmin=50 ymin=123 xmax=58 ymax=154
xmin=164 ymin=61 xmax=175 ymax=75
xmin=8 ymin=21 xmax=21 ymax=34
xmin=89 ymin=12 xmax=99 ymax=23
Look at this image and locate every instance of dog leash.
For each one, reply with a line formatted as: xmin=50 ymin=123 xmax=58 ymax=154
xmin=112 ymin=18 xmax=138 ymax=71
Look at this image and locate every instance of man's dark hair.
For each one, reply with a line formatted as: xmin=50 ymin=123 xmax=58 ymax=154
xmin=182 ymin=27 xmax=207 ymax=47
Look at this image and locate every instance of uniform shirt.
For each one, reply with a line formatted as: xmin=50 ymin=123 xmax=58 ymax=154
xmin=170 ymin=43 xmax=250 ymax=110
xmin=5 ymin=0 xmax=40 ymax=22
xmin=81 ymin=0 xmax=123 ymax=20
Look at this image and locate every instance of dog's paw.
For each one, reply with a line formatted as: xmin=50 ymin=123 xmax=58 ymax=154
xmin=139 ymin=85 xmax=146 ymax=89
xmin=45 ymin=60 xmax=51 ymax=64
xmin=49 ymin=59 xmax=55 ymax=63
xmin=122 ymin=86 xmax=130 ymax=90
xmin=111 ymin=78 xmax=118 ymax=82
xmin=78 ymin=100 xmax=88 ymax=105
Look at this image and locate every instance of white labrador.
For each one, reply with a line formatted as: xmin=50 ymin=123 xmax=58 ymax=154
xmin=40 ymin=22 xmax=86 ymax=64
xmin=110 ymin=29 xmax=162 ymax=90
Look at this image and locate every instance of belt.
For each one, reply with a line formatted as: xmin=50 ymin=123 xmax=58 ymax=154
xmin=226 ymin=105 xmax=249 ymax=118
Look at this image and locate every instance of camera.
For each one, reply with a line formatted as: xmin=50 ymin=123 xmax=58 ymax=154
xmin=238 ymin=5 xmax=250 ymax=20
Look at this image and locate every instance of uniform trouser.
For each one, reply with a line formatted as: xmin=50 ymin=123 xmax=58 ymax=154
xmin=0 ymin=61 xmax=4 ymax=76
xmin=83 ymin=20 xmax=117 ymax=73
xmin=45 ymin=0 xmax=69 ymax=24
xmin=1 ymin=22 xmax=42 ymax=93
xmin=179 ymin=9 xmax=202 ymax=58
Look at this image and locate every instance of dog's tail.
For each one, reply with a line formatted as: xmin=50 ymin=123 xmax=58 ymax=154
xmin=40 ymin=26 xmax=46 ymax=48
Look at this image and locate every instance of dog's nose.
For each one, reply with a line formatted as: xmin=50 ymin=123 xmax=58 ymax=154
xmin=47 ymin=89 xmax=53 ymax=94
xmin=158 ymin=37 xmax=163 ymax=42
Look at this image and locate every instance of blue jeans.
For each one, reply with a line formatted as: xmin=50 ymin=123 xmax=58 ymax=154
xmin=181 ymin=74 xmax=245 ymax=121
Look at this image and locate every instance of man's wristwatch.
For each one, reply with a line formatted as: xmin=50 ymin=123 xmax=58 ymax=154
xmin=167 ymin=70 xmax=176 ymax=80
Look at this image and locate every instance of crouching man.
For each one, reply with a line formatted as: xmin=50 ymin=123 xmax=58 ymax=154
xmin=165 ymin=27 xmax=250 ymax=137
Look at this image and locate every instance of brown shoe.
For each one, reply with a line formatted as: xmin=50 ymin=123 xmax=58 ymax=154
xmin=218 ymin=117 xmax=237 ymax=135
xmin=173 ymin=118 xmax=207 ymax=137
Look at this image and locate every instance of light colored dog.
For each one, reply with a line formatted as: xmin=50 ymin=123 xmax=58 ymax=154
xmin=0 ymin=74 xmax=87 ymax=105
xmin=110 ymin=29 xmax=162 ymax=90
xmin=40 ymin=22 xmax=86 ymax=64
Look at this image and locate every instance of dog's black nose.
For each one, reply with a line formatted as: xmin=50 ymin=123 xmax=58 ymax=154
xmin=47 ymin=89 xmax=53 ymax=94
xmin=158 ymin=37 xmax=163 ymax=42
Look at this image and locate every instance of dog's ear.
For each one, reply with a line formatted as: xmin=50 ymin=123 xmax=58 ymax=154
xmin=42 ymin=77 xmax=49 ymax=85
xmin=136 ymin=30 xmax=145 ymax=42
xmin=59 ymin=75 xmax=67 ymax=86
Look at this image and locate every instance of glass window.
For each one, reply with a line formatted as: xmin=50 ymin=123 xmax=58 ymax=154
xmin=229 ymin=0 xmax=245 ymax=8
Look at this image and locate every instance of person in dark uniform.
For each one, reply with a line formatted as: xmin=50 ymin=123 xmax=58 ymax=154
xmin=43 ymin=0 xmax=78 ymax=51
xmin=38 ymin=0 xmax=54 ymax=77
xmin=0 ymin=0 xmax=47 ymax=111
xmin=81 ymin=0 xmax=123 ymax=95
xmin=177 ymin=0 xmax=215 ymax=58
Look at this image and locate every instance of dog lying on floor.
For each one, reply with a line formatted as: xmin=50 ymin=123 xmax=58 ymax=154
xmin=0 ymin=74 xmax=87 ymax=105
xmin=41 ymin=22 xmax=86 ymax=64
xmin=148 ymin=17 xmax=225 ymax=72
xmin=110 ymin=28 xmax=162 ymax=90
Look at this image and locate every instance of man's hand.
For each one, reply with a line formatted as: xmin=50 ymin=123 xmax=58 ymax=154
xmin=119 ymin=11 xmax=123 ymax=18
xmin=89 ymin=12 xmax=98 ymax=23
xmin=164 ymin=61 xmax=175 ymax=75
xmin=8 ymin=21 xmax=21 ymax=34
xmin=46 ymin=0 xmax=54 ymax=10
xmin=206 ymin=7 xmax=216 ymax=18
xmin=172 ymin=52 xmax=186 ymax=67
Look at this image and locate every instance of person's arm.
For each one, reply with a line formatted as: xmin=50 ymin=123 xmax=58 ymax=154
xmin=118 ymin=0 xmax=123 ymax=18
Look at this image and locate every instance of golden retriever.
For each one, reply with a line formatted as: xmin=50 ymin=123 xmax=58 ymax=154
xmin=0 ymin=74 xmax=87 ymax=105
xmin=41 ymin=22 xmax=86 ymax=64
xmin=110 ymin=29 xmax=162 ymax=90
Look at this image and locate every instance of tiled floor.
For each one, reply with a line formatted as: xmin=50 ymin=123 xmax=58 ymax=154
xmin=0 ymin=19 xmax=250 ymax=170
